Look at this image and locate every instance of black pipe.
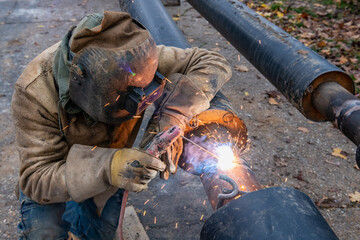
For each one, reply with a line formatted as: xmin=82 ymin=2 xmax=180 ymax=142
xmin=201 ymin=187 xmax=339 ymax=240
xmin=186 ymin=0 xmax=353 ymax=121
xmin=186 ymin=0 xmax=359 ymax=162
xmin=119 ymin=0 xmax=190 ymax=48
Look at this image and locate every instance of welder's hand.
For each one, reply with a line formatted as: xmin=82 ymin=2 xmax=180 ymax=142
xmin=110 ymin=148 xmax=165 ymax=192
xmin=140 ymin=114 xmax=184 ymax=179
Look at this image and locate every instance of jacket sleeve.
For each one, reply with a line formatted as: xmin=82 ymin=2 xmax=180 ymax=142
xmin=155 ymin=46 xmax=232 ymax=122
xmin=12 ymin=85 xmax=116 ymax=204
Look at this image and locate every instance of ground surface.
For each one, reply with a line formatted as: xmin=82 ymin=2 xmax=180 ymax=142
xmin=0 ymin=0 xmax=360 ymax=239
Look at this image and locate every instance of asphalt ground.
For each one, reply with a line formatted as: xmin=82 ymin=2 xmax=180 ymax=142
xmin=1 ymin=0 xmax=360 ymax=239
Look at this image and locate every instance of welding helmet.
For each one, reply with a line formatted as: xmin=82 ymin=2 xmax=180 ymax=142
xmin=68 ymin=11 xmax=164 ymax=124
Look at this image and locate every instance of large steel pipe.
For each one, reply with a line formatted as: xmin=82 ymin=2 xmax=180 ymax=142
xmin=186 ymin=0 xmax=354 ymax=120
xmin=186 ymin=0 xmax=360 ymax=158
xmin=119 ymin=0 xmax=190 ymax=48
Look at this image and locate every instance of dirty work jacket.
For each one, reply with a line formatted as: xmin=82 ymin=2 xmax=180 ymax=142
xmin=12 ymin=42 xmax=232 ymax=209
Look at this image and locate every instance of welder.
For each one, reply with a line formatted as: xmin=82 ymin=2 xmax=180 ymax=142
xmin=11 ymin=11 xmax=232 ymax=239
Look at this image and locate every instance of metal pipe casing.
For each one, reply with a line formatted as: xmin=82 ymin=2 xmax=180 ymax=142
xmin=186 ymin=0 xmax=354 ymax=121
xmin=201 ymin=187 xmax=339 ymax=240
xmin=119 ymin=0 xmax=190 ymax=48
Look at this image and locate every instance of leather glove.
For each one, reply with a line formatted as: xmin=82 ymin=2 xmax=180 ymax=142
xmin=110 ymin=148 xmax=166 ymax=192
xmin=140 ymin=114 xmax=184 ymax=179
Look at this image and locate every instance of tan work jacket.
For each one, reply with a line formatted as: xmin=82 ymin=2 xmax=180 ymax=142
xmin=12 ymin=42 xmax=231 ymax=208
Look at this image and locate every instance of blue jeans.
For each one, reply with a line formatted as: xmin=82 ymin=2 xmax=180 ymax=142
xmin=18 ymin=189 xmax=124 ymax=240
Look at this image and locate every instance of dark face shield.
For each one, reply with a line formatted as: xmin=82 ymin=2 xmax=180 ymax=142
xmin=118 ymin=72 xmax=166 ymax=116
xmin=69 ymin=36 xmax=159 ymax=124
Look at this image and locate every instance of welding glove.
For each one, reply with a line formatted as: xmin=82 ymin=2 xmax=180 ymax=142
xmin=140 ymin=72 xmax=211 ymax=178
xmin=110 ymin=148 xmax=166 ymax=192
xmin=140 ymin=114 xmax=184 ymax=179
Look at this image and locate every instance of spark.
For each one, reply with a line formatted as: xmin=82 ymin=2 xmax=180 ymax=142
xmin=62 ymin=125 xmax=69 ymax=131
xmin=203 ymin=200 xmax=206 ymax=206
xmin=235 ymin=195 xmax=241 ymax=199
xmin=259 ymin=39 xmax=262 ymax=44
xmin=144 ymin=199 xmax=150 ymax=205
xmin=143 ymin=210 xmax=146 ymax=216
xmin=200 ymin=214 xmax=204 ymax=221
xmin=153 ymin=203 xmax=159 ymax=208
xmin=175 ymin=222 xmax=178 ymax=229
xmin=165 ymin=78 xmax=172 ymax=83
xmin=104 ymin=102 xmax=110 ymax=107
xmin=200 ymin=174 xmax=204 ymax=178
xmin=161 ymin=184 xmax=166 ymax=189
xmin=149 ymin=132 xmax=158 ymax=134
xmin=133 ymin=116 xmax=141 ymax=119
xmin=154 ymin=217 xmax=157 ymax=224
xmin=237 ymin=55 xmax=241 ymax=61
xmin=91 ymin=146 xmax=97 ymax=151
xmin=215 ymin=145 xmax=237 ymax=170
xmin=116 ymin=95 xmax=120 ymax=101
xmin=285 ymin=177 xmax=288 ymax=182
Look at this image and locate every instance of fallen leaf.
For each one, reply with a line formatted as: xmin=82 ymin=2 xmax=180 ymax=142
xmin=234 ymin=65 xmax=249 ymax=72
xmin=37 ymin=25 xmax=45 ymax=28
xmin=268 ymin=97 xmax=278 ymax=105
xmin=339 ymin=56 xmax=348 ymax=64
xmin=244 ymin=92 xmax=249 ymax=96
xmin=70 ymin=18 xmax=77 ymax=22
xmin=276 ymin=11 xmax=284 ymax=18
xmin=349 ymin=191 xmax=360 ymax=203
xmin=317 ymin=40 xmax=327 ymax=48
xmin=172 ymin=17 xmax=180 ymax=21
xmin=187 ymin=38 xmax=194 ymax=43
xmin=320 ymin=49 xmax=331 ymax=55
xmin=298 ymin=127 xmax=309 ymax=133
xmin=350 ymin=58 xmax=358 ymax=64
xmin=297 ymin=50 xmax=309 ymax=55
xmin=331 ymin=148 xmax=347 ymax=159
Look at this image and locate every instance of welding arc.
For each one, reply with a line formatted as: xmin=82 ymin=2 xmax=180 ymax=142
xmin=180 ymin=135 xmax=221 ymax=161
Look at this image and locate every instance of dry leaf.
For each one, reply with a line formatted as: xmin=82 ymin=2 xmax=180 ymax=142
xmin=276 ymin=11 xmax=284 ymax=18
xmin=331 ymin=148 xmax=347 ymax=159
xmin=350 ymin=58 xmax=358 ymax=64
xmin=339 ymin=56 xmax=348 ymax=64
xmin=349 ymin=191 xmax=360 ymax=203
xmin=37 ymin=25 xmax=45 ymax=28
xmin=268 ymin=97 xmax=278 ymax=105
xmin=297 ymin=50 xmax=309 ymax=55
xmin=172 ymin=17 xmax=180 ymax=21
xmin=234 ymin=65 xmax=249 ymax=72
xmin=317 ymin=40 xmax=327 ymax=48
xmin=70 ymin=18 xmax=77 ymax=22
xmin=244 ymin=92 xmax=249 ymax=96
xmin=298 ymin=127 xmax=309 ymax=133
xmin=187 ymin=38 xmax=194 ymax=43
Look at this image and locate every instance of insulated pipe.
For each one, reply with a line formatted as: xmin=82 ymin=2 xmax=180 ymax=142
xmin=186 ymin=0 xmax=354 ymax=121
xmin=200 ymin=187 xmax=339 ymax=240
xmin=186 ymin=0 xmax=360 ymax=161
xmin=119 ymin=0 xmax=190 ymax=48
